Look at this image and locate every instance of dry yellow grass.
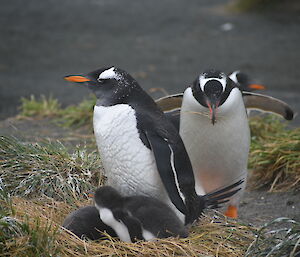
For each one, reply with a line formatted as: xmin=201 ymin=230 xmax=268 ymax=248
xmin=3 ymin=197 xmax=255 ymax=257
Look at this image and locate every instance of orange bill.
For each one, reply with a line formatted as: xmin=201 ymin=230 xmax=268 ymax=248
xmin=64 ymin=75 xmax=90 ymax=83
xmin=248 ymin=84 xmax=266 ymax=90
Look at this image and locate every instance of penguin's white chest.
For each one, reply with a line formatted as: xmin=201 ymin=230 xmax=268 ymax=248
xmin=180 ymin=88 xmax=250 ymax=198
xmin=93 ymin=104 xmax=167 ymax=201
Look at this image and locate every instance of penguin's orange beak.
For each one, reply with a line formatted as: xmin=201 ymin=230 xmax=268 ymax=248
xmin=248 ymin=84 xmax=266 ymax=90
xmin=64 ymin=75 xmax=91 ymax=83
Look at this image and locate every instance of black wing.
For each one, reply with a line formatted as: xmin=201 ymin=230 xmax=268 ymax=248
xmin=155 ymin=93 xmax=183 ymax=112
xmin=242 ymin=92 xmax=294 ymax=120
xmin=145 ymin=130 xmax=199 ymax=224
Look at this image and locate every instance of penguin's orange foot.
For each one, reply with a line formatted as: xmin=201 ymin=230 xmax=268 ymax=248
xmin=224 ymin=205 xmax=238 ymax=219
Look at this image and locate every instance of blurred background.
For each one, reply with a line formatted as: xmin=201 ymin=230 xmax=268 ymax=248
xmin=0 ymin=0 xmax=299 ymax=123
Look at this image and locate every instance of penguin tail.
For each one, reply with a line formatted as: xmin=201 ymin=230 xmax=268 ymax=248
xmin=202 ymin=179 xmax=244 ymax=209
xmin=183 ymin=180 xmax=244 ymax=225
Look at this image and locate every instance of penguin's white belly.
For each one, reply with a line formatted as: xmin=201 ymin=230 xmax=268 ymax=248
xmin=180 ymin=88 xmax=250 ymax=200
xmin=93 ymin=104 xmax=169 ymax=202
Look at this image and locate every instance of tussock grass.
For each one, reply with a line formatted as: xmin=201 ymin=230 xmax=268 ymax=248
xmin=19 ymin=94 xmax=96 ymax=128
xmin=249 ymin=116 xmax=300 ymax=192
xmin=19 ymin=95 xmax=61 ymax=118
xmin=59 ymin=95 xmax=96 ymax=128
xmin=245 ymin=217 xmax=300 ymax=257
xmin=0 ymin=136 xmax=103 ymax=203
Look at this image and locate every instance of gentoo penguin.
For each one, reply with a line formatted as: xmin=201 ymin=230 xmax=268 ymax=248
xmin=162 ymin=70 xmax=294 ymax=219
xmin=94 ymin=186 xmax=188 ymax=241
xmin=62 ymin=205 xmax=117 ymax=240
xmin=228 ymin=70 xmax=266 ymax=92
xmin=179 ymin=70 xmax=249 ymax=218
xmin=64 ymin=67 xmax=242 ymax=224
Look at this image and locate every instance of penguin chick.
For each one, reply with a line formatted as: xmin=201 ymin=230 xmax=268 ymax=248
xmin=94 ymin=186 xmax=188 ymax=241
xmin=62 ymin=205 xmax=117 ymax=240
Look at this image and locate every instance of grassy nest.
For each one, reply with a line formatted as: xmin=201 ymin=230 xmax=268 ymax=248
xmin=1 ymin=196 xmax=255 ymax=257
xmin=249 ymin=116 xmax=300 ymax=192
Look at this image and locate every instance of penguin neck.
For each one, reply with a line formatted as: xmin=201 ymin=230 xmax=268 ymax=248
xmin=94 ymin=85 xmax=157 ymax=109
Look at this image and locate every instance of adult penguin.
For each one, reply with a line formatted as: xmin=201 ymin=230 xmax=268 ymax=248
xmin=156 ymin=70 xmax=294 ymax=218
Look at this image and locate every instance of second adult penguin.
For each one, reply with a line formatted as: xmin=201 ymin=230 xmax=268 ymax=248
xmin=179 ymin=70 xmax=250 ymax=219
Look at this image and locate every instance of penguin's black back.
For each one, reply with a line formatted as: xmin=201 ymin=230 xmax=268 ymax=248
xmin=62 ymin=205 xmax=117 ymax=240
xmin=124 ymin=195 xmax=188 ymax=238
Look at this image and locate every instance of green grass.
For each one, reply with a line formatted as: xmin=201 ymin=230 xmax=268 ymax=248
xmin=245 ymin=217 xmax=300 ymax=257
xmin=249 ymin=116 xmax=300 ymax=191
xmin=0 ymin=136 xmax=103 ymax=203
xmin=19 ymin=95 xmax=61 ymax=118
xmin=59 ymin=95 xmax=96 ymax=128
xmin=0 ymin=180 xmax=60 ymax=257
xmin=19 ymin=94 xmax=96 ymax=128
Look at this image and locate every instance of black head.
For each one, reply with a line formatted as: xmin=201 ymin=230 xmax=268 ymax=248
xmin=191 ymin=69 xmax=236 ymax=124
xmin=64 ymin=66 xmax=143 ymax=106
xmin=228 ymin=70 xmax=266 ymax=92
xmin=94 ymin=186 xmax=124 ymax=209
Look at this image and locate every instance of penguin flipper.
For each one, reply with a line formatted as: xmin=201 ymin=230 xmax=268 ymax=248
xmin=242 ymin=92 xmax=294 ymax=120
xmin=164 ymin=109 xmax=181 ymax=132
xmin=144 ymin=131 xmax=188 ymax=215
xmin=155 ymin=93 xmax=183 ymax=112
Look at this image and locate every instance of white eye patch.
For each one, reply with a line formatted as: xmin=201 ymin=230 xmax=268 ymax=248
xmin=98 ymin=67 xmax=121 ymax=81
xmin=198 ymin=73 xmax=227 ymax=92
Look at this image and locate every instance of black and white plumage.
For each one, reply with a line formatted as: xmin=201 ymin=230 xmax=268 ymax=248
xmin=155 ymin=71 xmax=294 ymax=218
xmin=156 ymin=70 xmax=249 ymax=218
xmin=179 ymin=70 xmax=249 ymax=216
xmin=94 ymin=186 xmax=188 ymax=242
xmin=62 ymin=205 xmax=117 ymax=240
xmin=64 ymin=67 xmax=242 ymax=224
